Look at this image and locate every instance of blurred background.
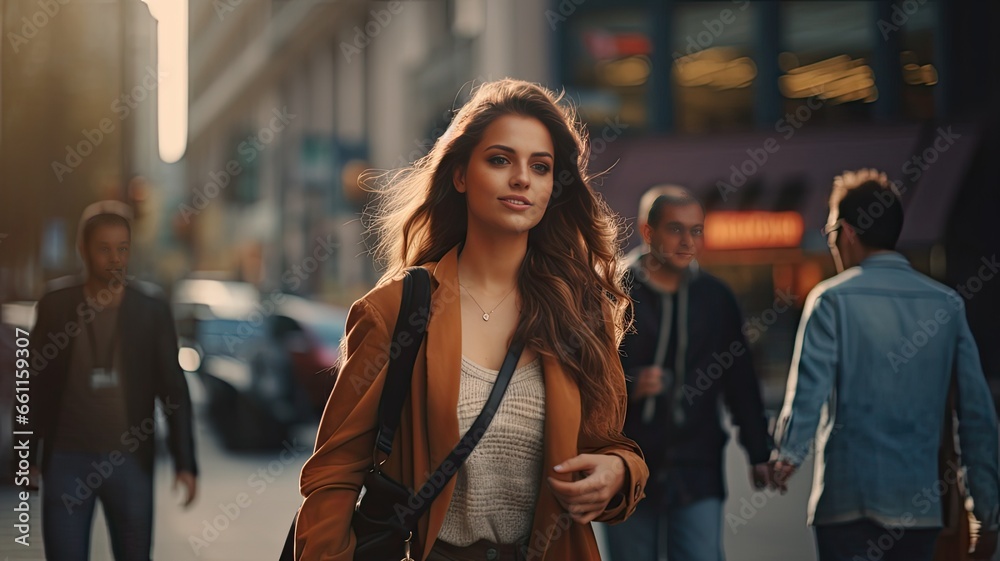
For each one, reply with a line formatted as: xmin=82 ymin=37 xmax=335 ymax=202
xmin=1 ymin=0 xmax=998 ymax=559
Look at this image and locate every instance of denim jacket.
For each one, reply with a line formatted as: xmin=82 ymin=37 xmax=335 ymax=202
xmin=774 ymin=253 xmax=999 ymax=530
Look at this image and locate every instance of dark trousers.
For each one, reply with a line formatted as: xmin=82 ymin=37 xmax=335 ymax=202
xmin=42 ymin=450 xmax=154 ymax=561
xmin=815 ymin=519 xmax=940 ymax=561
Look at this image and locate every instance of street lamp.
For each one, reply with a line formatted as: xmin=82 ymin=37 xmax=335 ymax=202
xmin=140 ymin=0 xmax=188 ymax=163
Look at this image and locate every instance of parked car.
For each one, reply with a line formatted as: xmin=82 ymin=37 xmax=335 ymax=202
xmin=171 ymin=279 xmax=347 ymax=449
xmin=247 ymin=295 xmax=347 ymax=425
xmin=171 ymin=279 xmax=289 ymax=450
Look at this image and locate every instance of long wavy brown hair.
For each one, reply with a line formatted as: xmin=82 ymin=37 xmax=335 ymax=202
xmin=367 ymin=79 xmax=630 ymax=437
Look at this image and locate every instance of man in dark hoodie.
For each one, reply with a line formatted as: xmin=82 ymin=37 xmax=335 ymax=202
xmin=606 ymin=187 xmax=772 ymax=561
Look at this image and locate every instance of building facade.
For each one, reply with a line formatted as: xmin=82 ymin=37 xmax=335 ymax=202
xmin=183 ymin=0 xmax=552 ymax=304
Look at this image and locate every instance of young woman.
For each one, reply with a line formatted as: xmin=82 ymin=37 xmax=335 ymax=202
xmin=295 ymin=79 xmax=647 ymax=561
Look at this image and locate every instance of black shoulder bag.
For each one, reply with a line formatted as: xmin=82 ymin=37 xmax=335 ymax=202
xmin=280 ymin=267 xmax=525 ymax=561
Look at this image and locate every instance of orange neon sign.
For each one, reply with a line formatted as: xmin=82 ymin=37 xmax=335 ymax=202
xmin=704 ymin=211 xmax=804 ymax=250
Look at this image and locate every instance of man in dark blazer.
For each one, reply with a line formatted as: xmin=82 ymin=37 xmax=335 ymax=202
xmin=28 ymin=202 xmax=197 ymax=560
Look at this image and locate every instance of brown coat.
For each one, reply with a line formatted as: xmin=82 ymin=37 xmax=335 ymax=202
xmin=295 ymin=246 xmax=648 ymax=560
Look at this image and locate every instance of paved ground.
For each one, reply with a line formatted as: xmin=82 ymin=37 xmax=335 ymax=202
xmin=1 ymin=400 xmax=995 ymax=561
xmin=0 ymin=422 xmax=820 ymax=561
xmin=0 ymin=416 xmax=312 ymax=561
xmin=593 ymin=418 xmax=819 ymax=561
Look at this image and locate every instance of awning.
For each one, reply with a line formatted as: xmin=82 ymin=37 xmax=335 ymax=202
xmin=590 ymin=123 xmax=981 ymax=251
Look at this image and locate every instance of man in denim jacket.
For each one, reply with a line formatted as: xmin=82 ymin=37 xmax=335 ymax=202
xmin=773 ymin=169 xmax=999 ymax=561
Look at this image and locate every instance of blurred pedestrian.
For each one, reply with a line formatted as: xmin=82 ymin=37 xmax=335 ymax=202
xmin=606 ymin=187 xmax=772 ymax=561
xmin=294 ymin=79 xmax=648 ymax=561
xmin=623 ymin=184 xmax=689 ymax=263
xmin=28 ymin=201 xmax=198 ymax=561
xmin=771 ymin=169 xmax=1000 ymax=561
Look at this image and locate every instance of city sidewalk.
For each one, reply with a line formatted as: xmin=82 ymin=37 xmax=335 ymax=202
xmin=0 ymin=419 xmax=314 ymax=561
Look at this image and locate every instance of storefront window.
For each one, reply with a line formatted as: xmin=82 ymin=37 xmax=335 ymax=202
xmin=896 ymin=1 xmax=938 ymax=121
xmin=672 ymin=1 xmax=757 ymax=133
xmin=779 ymin=1 xmax=876 ymax=124
xmin=562 ymin=9 xmax=651 ymax=130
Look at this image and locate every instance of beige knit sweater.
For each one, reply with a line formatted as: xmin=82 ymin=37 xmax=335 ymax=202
xmin=436 ymin=356 xmax=546 ymax=546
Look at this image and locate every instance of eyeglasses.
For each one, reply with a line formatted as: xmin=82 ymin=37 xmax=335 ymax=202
xmin=660 ymin=224 xmax=704 ymax=238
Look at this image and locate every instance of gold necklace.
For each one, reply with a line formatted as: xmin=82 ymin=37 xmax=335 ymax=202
xmin=459 ymin=283 xmax=516 ymax=321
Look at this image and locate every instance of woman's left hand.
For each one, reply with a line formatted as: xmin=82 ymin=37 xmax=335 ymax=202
xmin=547 ymin=453 xmax=626 ymax=524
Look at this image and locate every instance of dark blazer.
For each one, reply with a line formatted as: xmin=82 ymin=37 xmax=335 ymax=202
xmin=621 ymin=263 xmax=770 ymax=504
xmin=28 ymin=277 xmax=197 ymax=475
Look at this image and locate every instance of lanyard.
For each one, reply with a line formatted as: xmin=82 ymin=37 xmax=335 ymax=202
xmin=85 ymin=310 xmax=120 ymax=369
xmin=642 ymin=293 xmax=674 ymax=423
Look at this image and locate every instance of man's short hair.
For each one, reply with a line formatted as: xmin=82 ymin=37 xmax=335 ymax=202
xmin=643 ymin=185 xmax=704 ymax=228
xmin=82 ymin=213 xmax=131 ymax=247
xmin=77 ymin=200 xmax=134 ymax=256
xmin=828 ymin=169 xmax=903 ymax=250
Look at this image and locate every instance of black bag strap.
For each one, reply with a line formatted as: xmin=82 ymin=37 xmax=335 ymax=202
xmin=373 ymin=266 xmax=526 ymax=490
xmin=278 ymin=267 xmax=430 ymax=561
xmin=280 ymin=267 xmax=526 ymax=558
xmin=373 ymin=267 xmax=432 ymax=460
xmin=367 ymin=267 xmax=526 ymax=526
xmin=404 ymin=339 xmax=525 ymax=523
